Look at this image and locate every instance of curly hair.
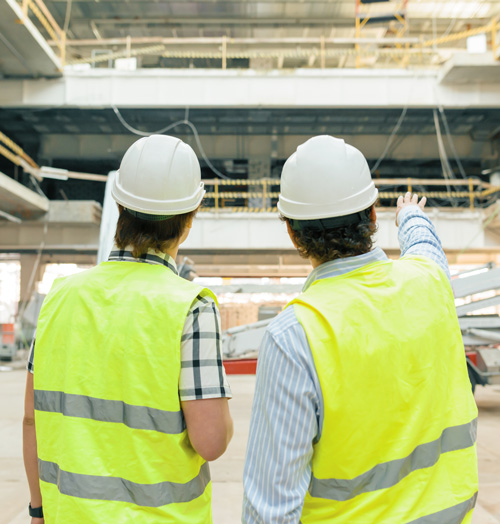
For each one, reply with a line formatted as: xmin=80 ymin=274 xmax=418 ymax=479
xmin=114 ymin=206 xmax=198 ymax=258
xmin=284 ymin=206 xmax=378 ymax=264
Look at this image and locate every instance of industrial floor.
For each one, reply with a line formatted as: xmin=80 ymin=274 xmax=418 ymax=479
xmin=1 ymin=367 xmax=499 ymax=524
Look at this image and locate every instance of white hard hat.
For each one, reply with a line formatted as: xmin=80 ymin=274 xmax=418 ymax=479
xmin=111 ymin=135 xmax=205 ymax=218
xmin=278 ymin=135 xmax=378 ymax=222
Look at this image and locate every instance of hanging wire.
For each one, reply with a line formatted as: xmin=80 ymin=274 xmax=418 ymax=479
xmin=432 ymin=83 xmax=468 ymax=180
xmin=370 ymin=106 xmax=408 ymax=175
xmin=433 ymin=108 xmax=458 ymax=206
xmin=63 ymin=0 xmax=73 ymax=34
xmin=112 ymin=106 xmax=230 ymax=179
xmin=437 ymin=105 xmax=468 ymax=179
xmin=369 ymin=72 xmax=423 ymax=175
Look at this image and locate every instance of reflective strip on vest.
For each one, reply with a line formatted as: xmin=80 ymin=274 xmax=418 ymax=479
xmin=407 ymin=492 xmax=478 ymax=524
xmin=298 ymin=493 xmax=478 ymax=524
xmin=34 ymin=390 xmax=185 ymax=434
xmin=38 ymin=459 xmax=210 ymax=507
xmin=310 ymin=418 xmax=477 ymax=501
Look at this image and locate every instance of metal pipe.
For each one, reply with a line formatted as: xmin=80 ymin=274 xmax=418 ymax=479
xmin=55 ymin=36 xmax=422 ymax=47
xmin=467 ymin=328 xmax=500 ymax=343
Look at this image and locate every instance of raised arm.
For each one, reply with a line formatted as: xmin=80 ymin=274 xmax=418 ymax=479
xmin=396 ymin=192 xmax=451 ymax=281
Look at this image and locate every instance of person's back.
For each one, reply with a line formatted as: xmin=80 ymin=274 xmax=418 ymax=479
xmin=293 ymin=256 xmax=477 ymax=523
xmin=34 ymin=260 xmax=213 ymax=522
xmin=24 ymin=135 xmax=233 ymax=523
xmin=242 ymin=135 xmax=478 ymax=524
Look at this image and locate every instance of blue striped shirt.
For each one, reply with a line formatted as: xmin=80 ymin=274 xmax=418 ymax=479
xmin=242 ymin=206 xmax=450 ymax=523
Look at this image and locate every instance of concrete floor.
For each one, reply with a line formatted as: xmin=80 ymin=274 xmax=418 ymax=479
xmin=1 ymin=367 xmax=499 ymax=524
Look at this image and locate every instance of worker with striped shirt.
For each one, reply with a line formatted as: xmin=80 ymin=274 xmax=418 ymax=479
xmin=23 ymin=135 xmax=233 ymax=523
xmin=243 ymin=135 xmax=478 ymax=524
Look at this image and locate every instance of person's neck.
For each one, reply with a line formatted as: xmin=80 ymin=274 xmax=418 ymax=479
xmin=309 ymin=250 xmax=371 ymax=269
xmin=163 ymin=246 xmax=179 ymax=261
xmin=310 ymin=257 xmax=322 ymax=269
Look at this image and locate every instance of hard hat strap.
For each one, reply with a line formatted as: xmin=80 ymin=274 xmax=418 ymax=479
xmin=288 ymin=208 xmax=371 ymax=231
xmin=124 ymin=208 xmax=175 ymax=221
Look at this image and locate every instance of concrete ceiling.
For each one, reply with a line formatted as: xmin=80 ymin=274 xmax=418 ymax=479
xmin=1 ymin=107 xmax=498 ymax=138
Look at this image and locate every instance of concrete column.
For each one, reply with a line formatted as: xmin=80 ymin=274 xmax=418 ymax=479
xmin=19 ymin=255 xmax=46 ymax=306
xmin=248 ymin=157 xmax=271 ymax=209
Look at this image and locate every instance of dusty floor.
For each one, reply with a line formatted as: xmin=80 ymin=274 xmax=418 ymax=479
xmin=1 ymin=366 xmax=499 ymax=523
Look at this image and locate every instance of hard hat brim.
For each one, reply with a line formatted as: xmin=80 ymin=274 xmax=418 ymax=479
xmin=112 ymin=178 xmax=206 ymax=216
xmin=278 ymin=186 xmax=378 ymax=220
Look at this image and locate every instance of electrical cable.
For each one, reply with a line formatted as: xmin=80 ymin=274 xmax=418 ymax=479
xmin=433 ymin=108 xmax=458 ymax=207
xmin=370 ymin=72 xmax=423 ymax=175
xmin=370 ymin=106 xmax=408 ymax=175
xmin=29 ymin=175 xmax=46 ymax=198
xmin=438 ymin=105 xmax=468 ymax=179
xmin=112 ymin=106 xmax=230 ymax=179
xmin=63 ymin=0 xmax=73 ymax=34
xmin=432 ymin=83 xmax=469 ymax=180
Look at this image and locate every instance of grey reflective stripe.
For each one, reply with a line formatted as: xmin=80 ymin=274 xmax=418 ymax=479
xmin=38 ymin=459 xmax=210 ymax=507
xmin=407 ymin=492 xmax=477 ymax=524
xmin=35 ymin=390 xmax=184 ymax=434
xmin=310 ymin=418 xmax=477 ymax=501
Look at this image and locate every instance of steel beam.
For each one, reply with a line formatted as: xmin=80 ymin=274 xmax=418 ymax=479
xmin=452 ymin=267 xmax=500 ymax=298
xmin=0 ymin=171 xmax=48 ymax=219
xmin=0 ymin=0 xmax=61 ymax=77
xmin=1 ymin=205 xmax=499 ymax=274
xmin=183 ymin=208 xmax=490 ymax=253
xmin=38 ymin=133 xmax=490 ymax=162
xmin=2 ymin=69 xmax=500 ymax=109
xmin=456 ymin=295 xmax=500 ymax=316
xmin=0 ymin=201 xmax=101 ymax=254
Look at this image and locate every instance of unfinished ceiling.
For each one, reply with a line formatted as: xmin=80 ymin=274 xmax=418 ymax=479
xmin=1 ymin=0 xmax=497 ymax=73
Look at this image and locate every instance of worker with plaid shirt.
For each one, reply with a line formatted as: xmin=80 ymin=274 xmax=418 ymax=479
xmin=23 ymin=135 xmax=233 ymax=524
xmin=27 ymin=248 xmax=231 ymax=403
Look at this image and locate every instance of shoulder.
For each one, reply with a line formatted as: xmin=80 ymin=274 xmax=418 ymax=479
xmin=188 ymin=289 xmax=218 ymax=313
xmin=264 ymin=305 xmax=311 ymax=364
xmin=267 ymin=305 xmax=301 ymax=336
xmin=398 ymin=254 xmax=448 ymax=280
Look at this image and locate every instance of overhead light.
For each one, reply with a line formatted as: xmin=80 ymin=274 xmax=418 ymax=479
xmin=115 ymin=58 xmax=137 ymax=71
xmin=40 ymin=167 xmax=69 ymax=181
xmin=466 ymin=34 xmax=487 ymax=54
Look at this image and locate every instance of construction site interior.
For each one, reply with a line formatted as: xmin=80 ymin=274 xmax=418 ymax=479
xmin=1 ymin=0 xmax=500 ymax=522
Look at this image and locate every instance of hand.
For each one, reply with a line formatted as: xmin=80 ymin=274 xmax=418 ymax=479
xmin=31 ymin=518 xmax=44 ymax=524
xmin=396 ymin=192 xmax=426 ymax=226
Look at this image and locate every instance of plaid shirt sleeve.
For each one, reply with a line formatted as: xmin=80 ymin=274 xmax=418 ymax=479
xmin=179 ymin=292 xmax=232 ymax=401
xmin=27 ymin=336 xmax=35 ymax=374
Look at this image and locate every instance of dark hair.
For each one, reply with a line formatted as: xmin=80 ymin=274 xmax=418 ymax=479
xmin=283 ymin=206 xmax=377 ymax=264
xmin=114 ymin=206 xmax=197 ymax=258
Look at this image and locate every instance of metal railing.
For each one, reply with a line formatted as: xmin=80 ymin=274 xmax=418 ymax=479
xmin=202 ymin=178 xmax=500 ymax=212
xmin=19 ymin=0 xmax=66 ymax=65
xmin=13 ymin=0 xmax=500 ymax=70
xmin=41 ymin=17 xmax=499 ymax=69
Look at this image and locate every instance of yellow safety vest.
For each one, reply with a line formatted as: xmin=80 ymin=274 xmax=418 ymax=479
xmin=34 ymin=260 xmax=216 ymax=523
xmin=290 ymin=256 xmax=478 ymax=524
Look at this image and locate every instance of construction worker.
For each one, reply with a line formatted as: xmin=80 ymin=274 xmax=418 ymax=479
xmin=242 ymin=135 xmax=478 ymax=523
xmin=23 ymin=135 xmax=233 ymax=523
